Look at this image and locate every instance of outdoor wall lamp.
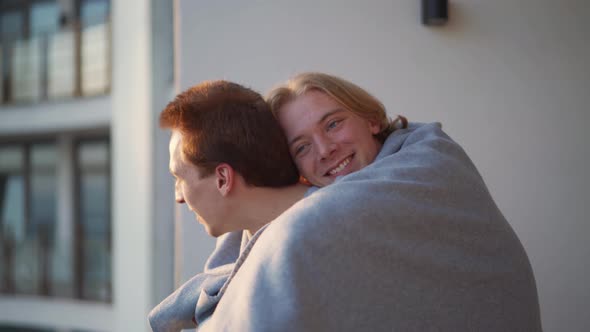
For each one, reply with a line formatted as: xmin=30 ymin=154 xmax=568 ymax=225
xmin=422 ymin=0 xmax=448 ymax=26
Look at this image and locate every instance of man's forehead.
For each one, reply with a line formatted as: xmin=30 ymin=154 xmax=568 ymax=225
xmin=169 ymin=131 xmax=185 ymax=153
xmin=169 ymin=131 xmax=185 ymax=168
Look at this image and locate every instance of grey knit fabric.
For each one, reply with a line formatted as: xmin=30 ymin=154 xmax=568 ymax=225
xmin=200 ymin=123 xmax=542 ymax=332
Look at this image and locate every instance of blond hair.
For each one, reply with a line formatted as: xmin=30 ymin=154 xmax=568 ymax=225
xmin=266 ymin=72 xmax=407 ymax=143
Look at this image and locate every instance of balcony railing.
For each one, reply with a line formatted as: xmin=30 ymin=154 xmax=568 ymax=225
xmin=0 ymin=20 xmax=111 ymax=105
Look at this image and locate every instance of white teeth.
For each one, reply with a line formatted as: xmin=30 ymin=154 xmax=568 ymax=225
xmin=328 ymin=157 xmax=351 ymax=175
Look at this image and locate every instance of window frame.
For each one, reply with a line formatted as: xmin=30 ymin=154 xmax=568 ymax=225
xmin=0 ymin=131 xmax=111 ymax=302
xmin=73 ymin=135 xmax=112 ymax=302
xmin=0 ymin=0 xmax=111 ymax=105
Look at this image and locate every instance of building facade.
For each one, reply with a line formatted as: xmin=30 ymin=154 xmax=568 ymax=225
xmin=0 ymin=0 xmax=176 ymax=331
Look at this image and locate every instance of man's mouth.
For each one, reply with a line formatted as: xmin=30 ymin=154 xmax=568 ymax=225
xmin=326 ymin=155 xmax=352 ymax=176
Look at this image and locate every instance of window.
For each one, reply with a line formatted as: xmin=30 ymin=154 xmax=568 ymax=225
xmin=76 ymin=139 xmax=111 ymax=302
xmin=14 ymin=143 xmax=58 ymax=296
xmin=0 ymin=146 xmax=25 ymax=294
xmin=0 ymin=7 xmax=24 ymax=103
xmin=0 ymin=135 xmax=111 ymax=302
xmin=80 ymin=0 xmax=110 ymax=95
xmin=0 ymin=0 xmax=111 ymax=105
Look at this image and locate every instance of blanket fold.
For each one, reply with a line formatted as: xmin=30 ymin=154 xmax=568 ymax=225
xmin=148 ymin=229 xmax=244 ymax=331
xmin=148 ymin=222 xmax=273 ymax=331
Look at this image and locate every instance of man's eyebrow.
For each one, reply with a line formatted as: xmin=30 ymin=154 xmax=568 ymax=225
xmin=288 ymin=109 xmax=346 ymax=147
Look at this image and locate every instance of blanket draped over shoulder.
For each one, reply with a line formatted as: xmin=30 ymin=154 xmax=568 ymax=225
xmin=149 ymin=228 xmax=261 ymax=331
xmin=151 ymin=123 xmax=543 ymax=332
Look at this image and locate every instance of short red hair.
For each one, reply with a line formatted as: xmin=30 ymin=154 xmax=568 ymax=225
xmin=160 ymin=80 xmax=299 ymax=187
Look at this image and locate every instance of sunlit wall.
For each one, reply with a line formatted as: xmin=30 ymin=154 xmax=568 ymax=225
xmin=176 ymin=1 xmax=590 ymax=331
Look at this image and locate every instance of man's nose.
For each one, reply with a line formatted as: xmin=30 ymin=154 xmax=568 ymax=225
xmin=315 ymin=135 xmax=337 ymax=160
xmin=175 ymin=186 xmax=185 ymax=204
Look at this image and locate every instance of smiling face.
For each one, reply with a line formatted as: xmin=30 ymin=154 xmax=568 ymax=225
xmin=276 ymin=90 xmax=382 ymax=187
xmin=169 ymin=131 xmax=229 ymax=237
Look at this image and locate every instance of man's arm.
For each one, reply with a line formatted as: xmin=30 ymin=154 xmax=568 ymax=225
xmin=148 ymin=231 xmax=243 ymax=331
xmin=149 ymin=272 xmax=208 ymax=331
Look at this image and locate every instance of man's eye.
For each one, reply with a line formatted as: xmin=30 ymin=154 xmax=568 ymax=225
xmin=326 ymin=119 xmax=341 ymax=131
xmin=294 ymin=143 xmax=309 ymax=156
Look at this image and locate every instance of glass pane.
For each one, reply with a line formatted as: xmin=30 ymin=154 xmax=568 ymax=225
xmin=0 ymin=146 xmax=24 ymax=241
xmin=0 ymin=11 xmax=23 ymax=41
xmin=0 ymin=146 xmax=23 ymax=171
xmin=29 ymin=144 xmax=57 ymax=296
xmin=81 ymin=0 xmax=110 ymax=95
xmin=0 ymin=45 xmax=3 ymax=102
xmin=0 ymin=174 xmax=24 ymax=293
xmin=31 ymin=144 xmax=57 ymax=232
xmin=32 ymin=1 xmax=70 ymax=100
xmin=0 ymin=175 xmax=25 ymax=239
xmin=9 ymin=144 xmax=56 ymax=296
xmin=78 ymin=140 xmax=110 ymax=302
xmin=80 ymin=172 xmax=110 ymax=301
xmin=0 ymin=145 xmax=24 ymax=293
xmin=30 ymin=2 xmax=59 ymax=37
xmin=1 ymin=11 xmax=23 ymax=100
xmin=11 ymin=37 xmax=42 ymax=102
xmin=30 ymin=173 xmax=56 ymax=231
xmin=81 ymin=0 xmax=109 ymax=28
xmin=31 ymin=144 xmax=57 ymax=169
xmin=13 ymin=231 xmax=41 ymax=295
xmin=48 ymin=29 xmax=75 ymax=98
xmin=81 ymin=173 xmax=108 ymax=233
xmin=79 ymin=141 xmax=108 ymax=168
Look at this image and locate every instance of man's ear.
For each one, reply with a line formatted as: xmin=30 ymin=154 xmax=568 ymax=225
xmin=368 ymin=118 xmax=381 ymax=135
xmin=215 ymin=163 xmax=234 ymax=196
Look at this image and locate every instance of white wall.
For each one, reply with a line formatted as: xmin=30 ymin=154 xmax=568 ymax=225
xmin=111 ymin=0 xmax=174 ymax=330
xmin=111 ymin=0 xmax=154 ymax=329
xmin=177 ymin=0 xmax=589 ymax=331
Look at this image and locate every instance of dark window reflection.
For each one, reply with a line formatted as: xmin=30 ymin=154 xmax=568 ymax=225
xmin=31 ymin=2 xmax=59 ymax=36
xmin=0 ymin=145 xmax=24 ymax=294
xmin=81 ymin=0 xmax=110 ymax=28
xmin=0 ymin=144 xmax=58 ymax=296
xmin=76 ymin=140 xmax=111 ymax=302
xmin=0 ymin=10 xmax=24 ymax=103
xmin=0 ymin=136 xmax=111 ymax=303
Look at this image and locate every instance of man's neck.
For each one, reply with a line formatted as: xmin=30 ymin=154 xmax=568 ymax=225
xmin=242 ymin=183 xmax=309 ymax=238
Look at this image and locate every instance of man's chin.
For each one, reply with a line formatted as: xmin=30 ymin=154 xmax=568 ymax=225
xmin=203 ymin=224 xmax=226 ymax=238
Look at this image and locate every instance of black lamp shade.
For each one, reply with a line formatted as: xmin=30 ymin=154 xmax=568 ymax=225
xmin=422 ymin=0 xmax=448 ymax=26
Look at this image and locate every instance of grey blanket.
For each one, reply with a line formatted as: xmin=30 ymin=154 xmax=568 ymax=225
xmin=149 ymin=227 xmax=265 ymax=331
xmin=198 ymin=122 xmax=542 ymax=331
xmin=150 ymin=123 xmax=542 ymax=331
